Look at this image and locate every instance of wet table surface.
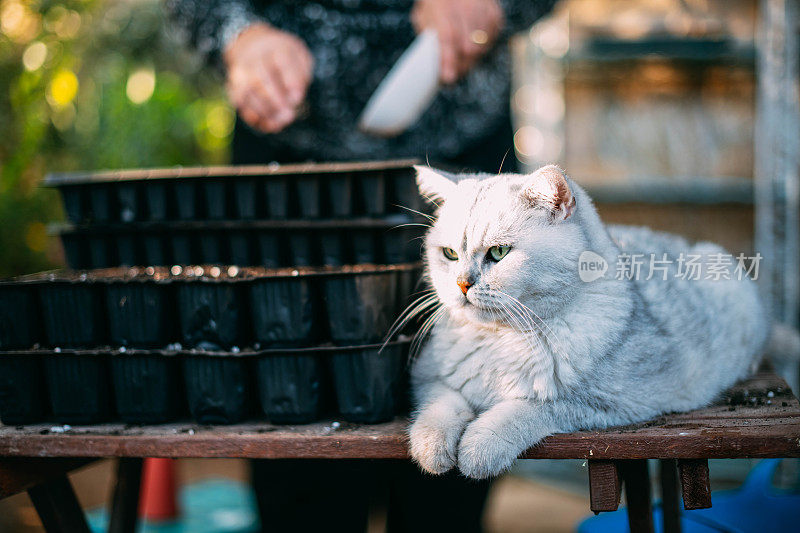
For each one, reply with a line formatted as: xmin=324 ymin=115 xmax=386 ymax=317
xmin=0 ymin=366 xmax=798 ymax=460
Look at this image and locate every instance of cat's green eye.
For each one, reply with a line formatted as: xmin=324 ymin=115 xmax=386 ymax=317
xmin=442 ymin=247 xmax=459 ymax=261
xmin=488 ymin=245 xmax=511 ymax=261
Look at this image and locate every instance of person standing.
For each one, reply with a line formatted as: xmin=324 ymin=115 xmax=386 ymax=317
xmin=168 ymin=0 xmax=556 ymax=172
xmin=167 ymin=1 xmax=557 ymax=530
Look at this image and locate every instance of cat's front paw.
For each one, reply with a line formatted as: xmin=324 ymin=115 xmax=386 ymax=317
xmin=408 ymin=417 xmax=464 ymax=475
xmin=457 ymin=422 xmax=525 ymax=479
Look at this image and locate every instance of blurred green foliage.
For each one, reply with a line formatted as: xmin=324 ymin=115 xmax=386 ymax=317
xmin=0 ymin=0 xmax=234 ymax=277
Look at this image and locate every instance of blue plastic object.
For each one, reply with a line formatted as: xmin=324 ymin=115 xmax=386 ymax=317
xmin=87 ymin=478 xmax=259 ymax=533
xmin=577 ymin=459 xmax=800 ymax=533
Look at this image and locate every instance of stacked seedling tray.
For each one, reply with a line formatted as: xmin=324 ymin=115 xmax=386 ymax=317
xmin=44 ymin=160 xmax=427 ymax=269
xmin=1 ymin=160 xmax=429 ymax=428
xmin=0 ymin=264 xmax=419 ymax=426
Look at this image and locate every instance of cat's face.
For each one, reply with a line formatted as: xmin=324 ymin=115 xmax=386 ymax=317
xmin=418 ymin=165 xmax=586 ymax=327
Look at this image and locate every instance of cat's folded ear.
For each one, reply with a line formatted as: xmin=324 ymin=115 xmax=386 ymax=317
xmin=521 ymin=165 xmax=576 ymax=221
xmin=414 ymin=165 xmax=457 ymax=205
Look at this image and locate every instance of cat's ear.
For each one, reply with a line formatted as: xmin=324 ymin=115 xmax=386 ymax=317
xmin=521 ymin=165 xmax=576 ymax=221
xmin=414 ymin=165 xmax=457 ymax=205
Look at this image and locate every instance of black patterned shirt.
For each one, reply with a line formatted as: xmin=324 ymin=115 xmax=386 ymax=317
xmin=166 ymin=0 xmax=556 ymax=161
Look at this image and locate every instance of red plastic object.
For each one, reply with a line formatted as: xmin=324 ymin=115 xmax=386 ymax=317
xmin=138 ymin=458 xmax=179 ymax=522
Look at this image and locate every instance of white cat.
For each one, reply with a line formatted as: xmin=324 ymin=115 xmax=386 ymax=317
xmin=407 ymin=164 xmax=769 ymax=479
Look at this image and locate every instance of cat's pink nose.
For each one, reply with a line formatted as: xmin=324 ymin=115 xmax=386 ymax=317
xmin=457 ymin=279 xmax=473 ymax=295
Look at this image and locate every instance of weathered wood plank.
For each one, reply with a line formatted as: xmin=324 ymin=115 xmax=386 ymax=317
xmin=0 ymin=369 xmax=796 ymax=460
xmin=0 ymin=414 xmax=796 ymax=460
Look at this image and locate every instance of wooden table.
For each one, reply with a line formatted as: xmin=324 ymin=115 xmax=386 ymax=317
xmin=1 ymin=366 xmax=798 ymax=533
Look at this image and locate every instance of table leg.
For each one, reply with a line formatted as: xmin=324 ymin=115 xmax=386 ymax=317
xmin=620 ymin=459 xmax=654 ymax=533
xmin=108 ymin=458 xmax=143 ymax=533
xmin=0 ymin=458 xmax=95 ymax=500
xmin=660 ymin=459 xmax=682 ymax=533
xmin=27 ymin=474 xmax=90 ymax=533
xmin=677 ymin=459 xmax=712 ymax=509
xmin=588 ymin=460 xmax=621 ymax=513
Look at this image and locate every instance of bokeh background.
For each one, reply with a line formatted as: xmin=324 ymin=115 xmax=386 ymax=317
xmin=1 ymin=1 xmax=795 ymax=532
xmin=1 ymin=0 xmax=760 ymax=277
xmin=1 ymin=0 xmax=233 ymax=277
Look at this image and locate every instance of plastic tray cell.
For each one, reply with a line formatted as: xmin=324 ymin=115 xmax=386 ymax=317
xmin=44 ymin=353 xmax=113 ymax=424
xmin=145 ymin=181 xmax=169 ymax=221
xmin=325 ymin=173 xmax=353 ymax=218
xmin=233 ymin=178 xmax=258 ymax=219
xmin=357 ymin=172 xmax=386 ymax=216
xmin=201 ymin=180 xmax=228 ymax=220
xmin=116 ymin=182 xmax=139 ymax=223
xmin=177 ymin=282 xmax=246 ymax=350
xmin=323 ymin=272 xmax=400 ymax=344
xmin=250 ymin=277 xmax=316 ymax=348
xmin=264 ymin=177 xmax=289 ymax=220
xmin=39 ymin=283 xmax=106 ymax=348
xmin=183 ymin=354 xmax=253 ymax=424
xmin=256 ymin=354 xmax=323 ymax=424
xmin=0 ymin=354 xmax=48 ymax=425
xmin=0 ymin=286 xmax=41 ymax=350
xmin=112 ymin=353 xmax=184 ymax=424
xmin=294 ymin=175 xmax=321 ymax=218
xmin=329 ymin=344 xmax=405 ymax=423
xmin=105 ymin=282 xmax=174 ymax=348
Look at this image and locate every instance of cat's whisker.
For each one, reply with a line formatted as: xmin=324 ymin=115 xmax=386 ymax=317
xmin=410 ymin=305 xmax=446 ymax=359
xmin=390 ymin=223 xmax=432 ymax=230
xmin=479 ymin=291 xmax=550 ymax=357
xmin=495 ymin=291 xmax=568 ymax=360
xmin=391 ymin=293 xmax=440 ymax=329
xmin=491 ymin=297 xmax=542 ymax=356
xmin=382 ymin=293 xmax=441 ymax=351
xmin=500 ymin=292 xmax=565 ymax=353
xmin=417 ymin=189 xmax=441 ymax=208
xmin=497 ymin=147 xmax=511 ymax=175
xmin=497 ymin=295 xmax=552 ymax=342
xmin=393 ymin=204 xmax=436 ymax=222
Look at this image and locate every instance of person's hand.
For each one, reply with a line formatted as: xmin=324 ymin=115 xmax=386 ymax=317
xmin=411 ymin=0 xmax=504 ymax=84
xmin=224 ymin=23 xmax=314 ymax=133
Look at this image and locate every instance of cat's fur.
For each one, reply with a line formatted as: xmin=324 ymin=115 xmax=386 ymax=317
xmin=408 ymin=164 xmax=769 ymax=479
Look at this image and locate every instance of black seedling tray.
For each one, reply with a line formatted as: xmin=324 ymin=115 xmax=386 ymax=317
xmin=1 ymin=264 xmax=420 ymax=350
xmin=0 ymin=340 xmax=411 ymax=426
xmin=55 ymin=218 xmax=425 ymax=269
xmin=45 ymin=160 xmax=425 ymax=224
